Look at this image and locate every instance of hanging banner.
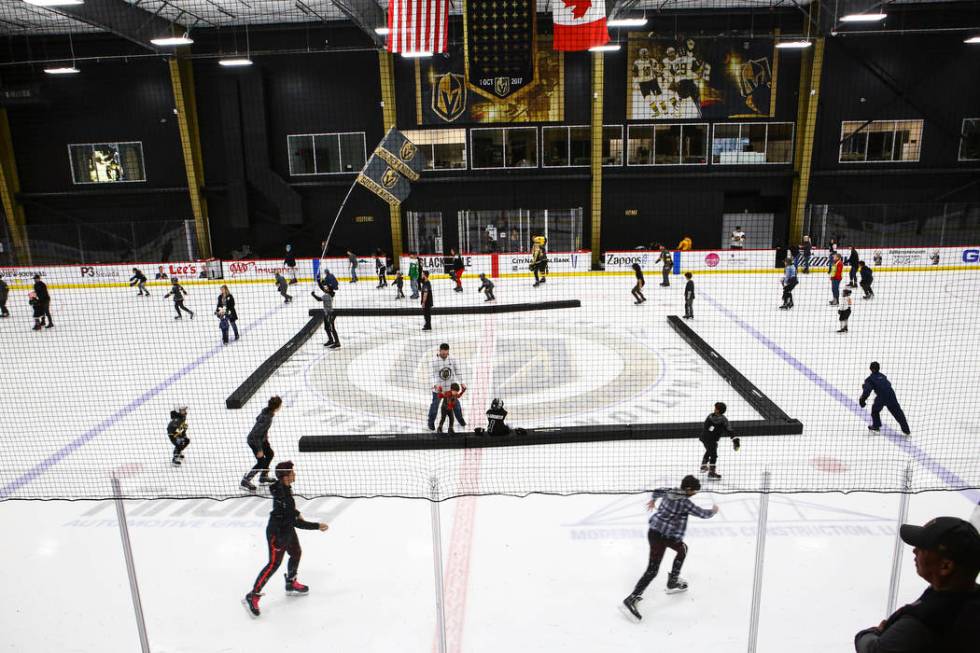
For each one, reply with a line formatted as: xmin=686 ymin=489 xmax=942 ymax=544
xmin=463 ymin=0 xmax=536 ymax=101
xmin=626 ymin=34 xmax=778 ymax=121
xmin=416 ymin=37 xmax=563 ymax=124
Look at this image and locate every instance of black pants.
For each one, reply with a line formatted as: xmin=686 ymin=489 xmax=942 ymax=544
xmin=244 ymin=442 xmax=274 ymax=481
xmin=483 ymin=288 xmax=495 ymax=301
xmin=849 ymin=266 xmax=858 ymax=285
xmin=40 ymin=300 xmax=53 ymax=325
xmin=438 ymin=408 xmax=456 ymax=431
xmin=377 ymin=271 xmax=387 ymax=286
xmin=700 ymin=437 xmax=719 ymax=465
xmin=871 ymin=397 xmax=910 ymax=433
xmin=684 ymin=297 xmax=694 ymax=318
xmin=169 ymin=435 xmax=189 ymax=459
xmin=174 ymin=300 xmax=193 ymax=318
xmin=422 ymin=304 xmax=432 ymax=329
xmin=279 ymin=287 xmax=292 ymax=302
xmin=632 ymin=530 xmax=687 ymax=595
xmin=251 ymin=526 xmax=301 ymax=594
xmin=137 ymin=281 xmax=148 ymax=295
xmin=782 ymin=279 xmax=798 ymax=306
xmin=323 ymin=312 xmax=339 ymax=344
xmin=632 ymin=282 xmax=645 ymax=302
xmin=860 ymin=281 xmax=874 ymax=298
xmin=0 ymin=294 xmax=8 ymax=316
xmin=802 ymin=255 xmax=810 ymax=273
xmin=661 ymin=268 xmax=671 ymax=285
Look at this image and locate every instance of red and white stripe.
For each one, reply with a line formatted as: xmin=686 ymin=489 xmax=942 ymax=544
xmin=552 ymin=0 xmax=609 ymax=51
xmin=387 ymin=0 xmax=450 ymax=54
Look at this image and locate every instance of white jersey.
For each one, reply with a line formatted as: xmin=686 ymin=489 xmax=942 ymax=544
xmin=670 ymin=54 xmax=697 ymax=80
xmin=633 ymin=58 xmax=655 ymax=83
xmin=731 ymin=230 xmax=746 ymax=248
xmin=430 ymin=354 xmax=464 ymax=391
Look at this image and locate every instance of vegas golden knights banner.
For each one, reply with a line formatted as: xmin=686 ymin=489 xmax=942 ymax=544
xmin=356 ymin=129 xmax=424 ymax=205
xmin=463 ymin=0 xmax=536 ymax=101
xmin=416 ymin=37 xmax=563 ymax=124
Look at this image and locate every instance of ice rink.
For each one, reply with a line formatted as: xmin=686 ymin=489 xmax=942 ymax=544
xmin=2 ymin=267 xmax=979 ymax=651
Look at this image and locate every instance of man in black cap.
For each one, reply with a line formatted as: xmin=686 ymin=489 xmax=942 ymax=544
xmin=854 ymin=516 xmax=980 ymax=652
xmin=859 ymin=362 xmax=911 ymax=436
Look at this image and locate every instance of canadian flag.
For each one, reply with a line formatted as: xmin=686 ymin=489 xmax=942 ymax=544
xmin=552 ymin=1 xmax=609 ymax=51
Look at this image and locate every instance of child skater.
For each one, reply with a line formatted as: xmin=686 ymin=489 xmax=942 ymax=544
xmin=275 ymin=273 xmax=292 ymax=303
xmin=393 ymin=270 xmax=405 ymax=299
xmin=837 ymin=288 xmax=853 ymax=333
xmin=631 ymin=263 xmax=646 ymax=304
xmin=29 ymin=291 xmax=44 ymax=331
xmin=167 ymin=406 xmax=190 ymax=466
xmin=700 ymin=402 xmax=740 ymax=480
xmin=622 ymin=474 xmax=719 ymax=621
xmin=216 ymin=306 xmax=231 ymax=344
xmin=375 ymin=249 xmax=388 ymax=288
xmin=164 ymin=277 xmax=194 ymax=320
xmin=130 ymin=268 xmax=149 ymax=296
xmin=477 ymin=273 xmax=495 ymax=301
xmin=437 ymin=383 xmax=465 ymax=434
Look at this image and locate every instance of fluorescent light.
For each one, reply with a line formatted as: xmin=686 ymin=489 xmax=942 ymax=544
xmin=840 ymin=13 xmax=887 ymax=23
xmin=44 ymin=66 xmax=80 ymax=74
xmin=218 ymin=58 xmax=253 ymax=67
xmin=776 ymin=40 xmax=812 ymax=49
xmin=151 ymin=36 xmax=194 ymax=47
xmin=400 ymin=51 xmax=433 ymax=58
xmin=589 ymin=43 xmax=622 ymax=52
xmin=24 ymin=0 xmax=83 ymax=6
xmin=607 ymin=18 xmax=648 ymax=28
xmin=375 ymin=27 xmax=390 ymax=35
xmin=965 ymin=36 xmax=980 ymax=44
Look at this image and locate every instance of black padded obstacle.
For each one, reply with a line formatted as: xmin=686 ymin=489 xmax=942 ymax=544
xmin=298 ymin=315 xmax=803 ymax=452
xmin=225 ymin=313 xmax=323 ymax=409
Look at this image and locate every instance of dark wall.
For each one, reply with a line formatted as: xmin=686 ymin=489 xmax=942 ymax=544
xmin=810 ymin=34 xmax=980 ymax=205
xmin=7 ymin=58 xmax=190 ymax=224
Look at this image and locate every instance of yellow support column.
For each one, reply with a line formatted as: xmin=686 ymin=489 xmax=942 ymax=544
xmin=169 ymin=57 xmax=213 ymax=258
xmin=590 ymin=52 xmax=604 ymax=269
xmin=789 ymin=38 xmax=825 ymax=244
xmin=0 ymin=108 xmax=30 ymax=264
xmin=378 ymin=51 xmax=403 ymax=263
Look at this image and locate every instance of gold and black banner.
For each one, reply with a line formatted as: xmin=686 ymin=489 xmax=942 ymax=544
xmin=376 ymin=129 xmax=423 ymax=182
xmin=416 ymin=37 xmax=563 ymax=124
xmin=463 ymin=0 xmax=536 ymax=101
xmin=356 ymin=129 xmax=424 ymax=205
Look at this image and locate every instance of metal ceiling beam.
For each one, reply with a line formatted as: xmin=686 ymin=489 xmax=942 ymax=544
xmin=328 ymin=0 xmax=386 ymax=47
xmin=51 ymin=0 xmax=187 ymax=51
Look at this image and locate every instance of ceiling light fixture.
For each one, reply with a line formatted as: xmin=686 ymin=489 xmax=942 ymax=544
xmin=400 ymin=51 xmax=433 ymax=58
xmin=151 ymin=35 xmax=194 ymax=47
xmin=44 ymin=66 xmax=80 ymax=74
xmin=775 ymin=40 xmax=813 ymax=49
xmin=965 ymin=36 xmax=980 ymax=44
xmin=24 ymin=0 xmax=84 ymax=6
xmin=589 ymin=43 xmax=622 ymax=52
xmin=218 ymin=58 xmax=252 ymax=67
xmin=607 ymin=18 xmax=648 ymax=28
xmin=840 ymin=13 xmax=887 ymax=23
xmin=375 ymin=27 xmax=390 ymax=36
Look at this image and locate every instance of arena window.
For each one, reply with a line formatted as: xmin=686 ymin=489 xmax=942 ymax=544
xmin=839 ymin=120 xmax=923 ymax=163
xmin=711 ymin=122 xmax=794 ymax=165
xmin=67 ymin=142 xmax=145 ymax=184
xmin=402 ymin=129 xmax=467 ymax=170
xmin=286 ymin=132 xmax=366 ymax=176
xmin=471 ymin=127 xmax=538 ymax=169
xmin=958 ymin=118 xmax=980 ymax=161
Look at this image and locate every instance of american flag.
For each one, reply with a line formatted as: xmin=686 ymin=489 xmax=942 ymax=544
xmin=386 ymin=0 xmax=450 ymax=54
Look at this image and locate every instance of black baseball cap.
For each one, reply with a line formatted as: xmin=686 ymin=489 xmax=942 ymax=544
xmin=900 ymin=517 xmax=980 ymax=565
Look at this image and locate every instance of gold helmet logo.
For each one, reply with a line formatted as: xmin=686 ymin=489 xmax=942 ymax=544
xmin=400 ymin=140 xmax=416 ymax=161
xmin=432 ymin=72 xmax=466 ymax=122
xmin=382 ymin=167 xmax=399 ymax=189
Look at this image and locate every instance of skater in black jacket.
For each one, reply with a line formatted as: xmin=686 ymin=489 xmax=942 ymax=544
xmin=859 ymin=261 xmax=875 ymax=299
xmin=859 ymin=362 xmax=911 ymax=435
xmin=241 ymin=396 xmax=282 ymax=491
xmin=700 ymin=402 xmax=740 ymax=479
xmin=631 ymin=263 xmax=646 ymax=304
xmin=33 ymin=275 xmax=53 ymax=328
xmin=477 ymin=273 xmax=495 ymax=301
xmin=284 ymin=244 xmax=297 ymax=284
xmin=393 ymin=270 xmax=405 ymax=299
xmin=129 ymin=269 xmax=149 ymax=296
xmin=216 ymin=286 xmax=239 ymax=341
xmin=848 ymin=247 xmax=860 ymax=288
xmin=375 ymin=249 xmax=388 ymax=288
xmin=167 ymin=406 xmax=189 ymax=466
xmin=164 ymin=277 xmax=194 ymax=319
xmin=244 ymin=461 xmax=329 ymax=617
xmin=0 ymin=273 xmax=9 ymax=317
xmin=683 ymin=272 xmax=695 ymax=318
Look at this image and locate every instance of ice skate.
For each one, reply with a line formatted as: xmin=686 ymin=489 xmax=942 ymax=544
xmin=240 ymin=479 xmax=257 ymax=492
xmin=868 ymin=426 xmax=880 ymax=433
xmin=285 ymin=575 xmax=309 ymax=596
xmin=171 ymin=457 xmax=181 ymax=466
xmin=707 ymin=466 xmax=721 ymax=480
xmin=258 ymin=475 xmax=275 ymax=485
xmin=666 ymin=577 xmax=688 ymax=594
xmin=244 ymin=592 xmax=261 ymax=617
xmin=621 ymin=594 xmax=642 ymax=621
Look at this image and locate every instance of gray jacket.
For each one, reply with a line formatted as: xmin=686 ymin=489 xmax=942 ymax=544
xmin=246 ymin=408 xmax=275 ymax=451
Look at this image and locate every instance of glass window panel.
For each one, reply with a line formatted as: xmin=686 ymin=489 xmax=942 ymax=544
xmin=432 ymin=141 xmax=466 ymax=169
xmin=117 ymin=143 xmax=146 ymax=181
xmin=314 ymin=134 xmax=341 ymax=173
xmin=866 ymin=130 xmax=895 ymax=161
xmin=744 ymin=123 xmax=767 ymax=163
xmin=472 ymin=129 xmax=505 ymax=168
xmin=681 ymin=124 xmax=707 ymax=164
xmin=841 ymin=131 xmax=868 ymax=162
xmin=505 ymin=128 xmax=537 ymax=168
xmin=542 ymin=127 xmax=569 ymax=167
xmin=69 ymin=142 xmax=145 ymax=184
xmin=960 ymin=119 xmax=980 ymax=161
xmin=569 ymin=127 xmax=591 ymax=166
xmin=288 ymin=135 xmax=315 ymax=175
xmin=766 ymin=123 xmax=794 ymax=163
xmin=338 ymin=133 xmax=365 ymax=172
xmin=893 ymin=120 xmax=922 ymax=161
xmin=654 ymin=125 xmax=681 ymax=164
xmin=403 ymin=129 xmax=466 ymax=169
xmin=602 ymin=126 xmax=623 ymax=166
xmin=711 ymin=123 xmax=742 ymax=164
xmin=628 ymin=126 xmax=653 ymax=165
